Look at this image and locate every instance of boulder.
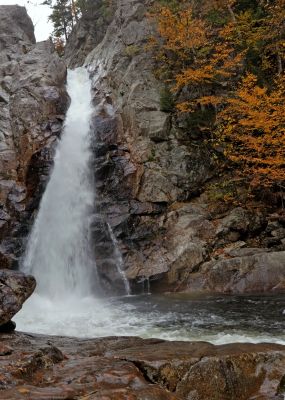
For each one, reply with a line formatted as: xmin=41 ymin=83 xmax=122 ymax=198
xmin=185 ymin=251 xmax=285 ymax=294
xmin=0 ymin=269 xmax=36 ymax=327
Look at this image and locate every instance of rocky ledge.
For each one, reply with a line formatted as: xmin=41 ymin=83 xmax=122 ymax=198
xmin=0 ymin=332 xmax=284 ymax=399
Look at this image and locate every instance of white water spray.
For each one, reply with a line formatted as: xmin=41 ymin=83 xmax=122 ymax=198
xmin=23 ymin=68 xmax=95 ymax=299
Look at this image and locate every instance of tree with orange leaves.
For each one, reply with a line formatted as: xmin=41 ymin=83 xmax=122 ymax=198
xmin=151 ymin=4 xmax=244 ymax=112
xmin=151 ymin=0 xmax=285 ymax=192
xmin=218 ymin=73 xmax=285 ymax=187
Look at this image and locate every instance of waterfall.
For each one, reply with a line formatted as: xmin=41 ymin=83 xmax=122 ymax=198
xmin=107 ymin=223 xmax=130 ymax=295
xmin=22 ymin=66 xmax=130 ymax=301
xmin=22 ymin=67 xmax=96 ymax=299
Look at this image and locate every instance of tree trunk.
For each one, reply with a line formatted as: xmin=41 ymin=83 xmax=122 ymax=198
xmin=277 ymin=51 xmax=283 ymax=75
xmin=227 ymin=4 xmax=237 ymax=23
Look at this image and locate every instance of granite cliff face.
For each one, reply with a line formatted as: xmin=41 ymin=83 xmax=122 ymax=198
xmin=65 ymin=0 xmax=285 ymax=294
xmin=0 ymin=6 xmax=68 ymax=268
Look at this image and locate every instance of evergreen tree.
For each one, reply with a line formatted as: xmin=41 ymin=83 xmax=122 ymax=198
xmin=43 ymin=0 xmax=83 ymax=41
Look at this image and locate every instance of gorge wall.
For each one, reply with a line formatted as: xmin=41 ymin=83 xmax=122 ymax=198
xmin=0 ymin=6 xmax=68 ymax=268
xmin=65 ymin=0 xmax=285 ymax=294
xmin=0 ymin=1 xmax=284 ymax=295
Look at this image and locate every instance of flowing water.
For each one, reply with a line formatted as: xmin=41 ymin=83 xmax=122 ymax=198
xmin=15 ymin=293 xmax=285 ymax=344
xmin=15 ymin=67 xmax=285 ymax=345
xmin=22 ymin=67 xmax=95 ymax=299
xmin=107 ymin=223 xmax=130 ymax=295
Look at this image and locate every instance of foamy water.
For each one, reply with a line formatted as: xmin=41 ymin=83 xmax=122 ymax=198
xmin=15 ymin=293 xmax=285 ymax=345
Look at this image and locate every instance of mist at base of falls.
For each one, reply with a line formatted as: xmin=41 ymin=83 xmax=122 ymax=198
xmin=15 ymin=67 xmax=285 ymax=346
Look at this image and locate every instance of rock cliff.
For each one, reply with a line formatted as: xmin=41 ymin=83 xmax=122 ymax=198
xmin=65 ymin=0 xmax=285 ymax=294
xmin=0 ymin=6 xmax=68 ymax=268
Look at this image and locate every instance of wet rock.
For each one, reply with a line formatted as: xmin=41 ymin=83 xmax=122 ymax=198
xmin=185 ymin=251 xmax=285 ymax=294
xmin=12 ymin=346 xmax=64 ymax=379
xmin=0 ymin=333 xmax=284 ymax=400
xmin=124 ymin=202 xmax=214 ymax=288
xmin=0 ymin=269 xmax=36 ymax=326
xmin=0 ymin=342 xmax=13 ymax=355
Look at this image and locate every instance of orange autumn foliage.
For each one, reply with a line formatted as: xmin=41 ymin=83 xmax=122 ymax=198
xmin=156 ymin=7 xmax=207 ymax=55
xmin=219 ymin=73 xmax=285 ymax=186
xmin=151 ymin=0 xmax=285 ymax=190
xmin=151 ymin=4 xmax=244 ymax=112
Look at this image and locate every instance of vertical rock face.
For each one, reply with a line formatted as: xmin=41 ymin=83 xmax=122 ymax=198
xmin=0 ymin=5 xmax=69 ymax=268
xmin=65 ymin=0 xmax=216 ymax=292
xmin=66 ymin=0 xmax=285 ymax=294
xmin=64 ymin=0 xmax=116 ymax=68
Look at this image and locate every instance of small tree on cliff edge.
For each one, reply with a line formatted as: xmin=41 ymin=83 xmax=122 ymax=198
xmin=43 ymin=0 xmax=84 ymax=41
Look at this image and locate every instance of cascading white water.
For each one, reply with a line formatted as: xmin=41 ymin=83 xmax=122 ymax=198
xmin=107 ymin=223 xmax=130 ymax=295
xmin=23 ymin=67 xmax=95 ymax=298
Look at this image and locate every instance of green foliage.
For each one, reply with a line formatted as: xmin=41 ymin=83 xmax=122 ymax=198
xmin=156 ymin=0 xmax=180 ymax=11
xmin=206 ymin=9 xmax=228 ymax=27
xmin=98 ymin=0 xmax=113 ymax=20
xmin=43 ymin=0 xmax=72 ymax=40
xmin=42 ymin=0 xmax=88 ymax=41
xmin=147 ymin=148 xmax=156 ymax=162
xmin=43 ymin=0 xmax=115 ymax=42
xmin=124 ymin=45 xmax=140 ymax=58
xmin=207 ymin=180 xmax=239 ymax=203
xmin=159 ymin=86 xmax=175 ymax=112
xmin=184 ymin=107 xmax=216 ymax=134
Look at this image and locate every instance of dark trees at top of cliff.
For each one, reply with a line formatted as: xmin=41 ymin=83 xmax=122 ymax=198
xmin=43 ymin=0 xmax=88 ymax=41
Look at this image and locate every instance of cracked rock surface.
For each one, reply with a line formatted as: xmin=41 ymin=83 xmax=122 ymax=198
xmin=0 ymin=332 xmax=284 ymax=399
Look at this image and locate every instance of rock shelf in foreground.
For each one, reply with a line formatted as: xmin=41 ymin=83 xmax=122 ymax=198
xmin=0 ymin=332 xmax=284 ymax=399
